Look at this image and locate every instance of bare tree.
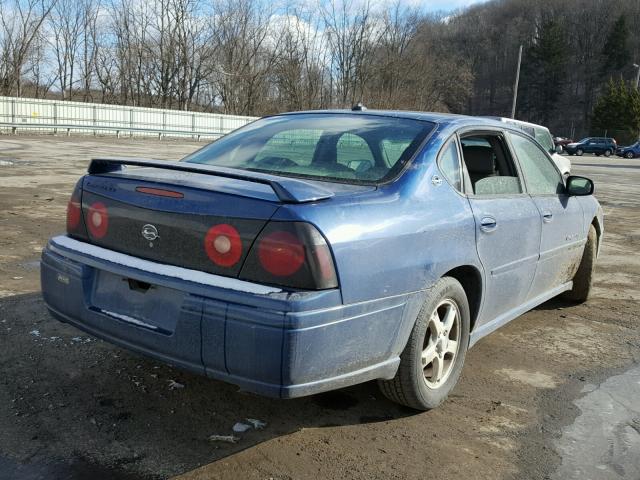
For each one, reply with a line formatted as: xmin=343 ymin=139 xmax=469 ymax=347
xmin=0 ymin=0 xmax=56 ymax=96
xmin=208 ymin=0 xmax=279 ymax=115
xmin=48 ymin=0 xmax=84 ymax=99
xmin=321 ymin=0 xmax=377 ymax=106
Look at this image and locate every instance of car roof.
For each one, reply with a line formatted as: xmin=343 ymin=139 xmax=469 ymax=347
xmin=482 ymin=116 xmax=550 ymax=132
xmin=268 ymin=109 xmax=511 ymax=130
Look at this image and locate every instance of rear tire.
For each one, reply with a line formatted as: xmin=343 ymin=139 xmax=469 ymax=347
xmin=378 ymin=277 xmax=470 ymax=410
xmin=562 ymin=225 xmax=597 ymax=303
xmin=576 ymin=149 xmax=584 ymax=156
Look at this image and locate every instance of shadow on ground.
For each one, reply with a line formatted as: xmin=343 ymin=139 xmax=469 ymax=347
xmin=0 ymin=292 xmax=414 ymax=479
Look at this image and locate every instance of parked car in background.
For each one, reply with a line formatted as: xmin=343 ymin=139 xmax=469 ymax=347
xmin=41 ymin=110 xmax=602 ymax=411
xmin=565 ymin=137 xmax=617 ymax=157
xmin=485 ymin=117 xmax=571 ymax=176
xmin=616 ymin=141 xmax=640 ymax=159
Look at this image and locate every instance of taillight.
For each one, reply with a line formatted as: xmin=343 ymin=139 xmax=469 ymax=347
xmin=86 ymin=202 xmax=109 ymax=238
xmin=204 ymin=223 xmax=242 ymax=267
xmin=66 ymin=195 xmax=81 ymax=231
xmin=258 ymin=231 xmax=305 ymax=276
xmin=240 ymin=222 xmax=338 ymax=290
xmin=66 ymin=180 xmax=87 ymax=238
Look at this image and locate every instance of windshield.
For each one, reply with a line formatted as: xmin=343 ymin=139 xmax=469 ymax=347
xmin=183 ymin=114 xmax=434 ymax=184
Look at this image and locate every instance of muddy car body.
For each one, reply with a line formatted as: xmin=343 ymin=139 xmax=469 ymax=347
xmin=41 ymin=111 xmax=603 ymax=410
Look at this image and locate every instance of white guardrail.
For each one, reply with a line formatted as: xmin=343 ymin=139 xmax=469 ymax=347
xmin=0 ymin=96 xmax=256 ymax=140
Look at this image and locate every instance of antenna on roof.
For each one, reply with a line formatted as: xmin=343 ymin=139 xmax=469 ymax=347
xmin=351 ymin=102 xmax=367 ymax=111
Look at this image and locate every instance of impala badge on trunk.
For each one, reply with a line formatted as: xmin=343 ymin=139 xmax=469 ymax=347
xmin=142 ymin=224 xmax=159 ymax=247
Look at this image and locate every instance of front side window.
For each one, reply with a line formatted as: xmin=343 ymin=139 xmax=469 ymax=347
xmin=438 ymin=140 xmax=462 ymax=191
xmin=508 ymin=132 xmax=563 ymax=195
xmin=184 ymin=114 xmax=434 ymax=184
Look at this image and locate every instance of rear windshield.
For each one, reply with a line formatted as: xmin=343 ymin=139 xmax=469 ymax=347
xmin=183 ymin=114 xmax=434 ymax=184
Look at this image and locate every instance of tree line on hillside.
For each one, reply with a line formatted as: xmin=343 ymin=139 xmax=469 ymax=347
xmin=1 ymin=0 xmax=639 ymax=138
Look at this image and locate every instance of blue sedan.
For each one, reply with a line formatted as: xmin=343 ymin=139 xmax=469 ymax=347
xmin=41 ymin=110 xmax=603 ymax=410
xmin=617 ymin=141 xmax=640 ymax=158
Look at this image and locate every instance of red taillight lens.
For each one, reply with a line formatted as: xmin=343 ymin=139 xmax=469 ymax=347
xmin=239 ymin=222 xmax=338 ymax=290
xmin=258 ymin=231 xmax=305 ymax=276
xmin=204 ymin=223 xmax=242 ymax=267
xmin=86 ymin=202 xmax=109 ymax=238
xmin=66 ymin=196 xmax=81 ymax=231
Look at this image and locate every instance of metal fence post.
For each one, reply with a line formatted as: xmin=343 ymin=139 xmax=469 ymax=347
xmin=162 ymin=111 xmax=166 ymax=139
xmin=93 ymin=105 xmax=97 ymax=136
xmin=53 ymin=102 xmax=58 ymax=135
xmin=130 ymin=109 xmax=134 ymax=138
xmin=219 ymin=115 xmax=224 ymax=136
xmin=11 ymin=98 xmax=16 ymax=135
xmin=191 ymin=113 xmax=195 ymax=140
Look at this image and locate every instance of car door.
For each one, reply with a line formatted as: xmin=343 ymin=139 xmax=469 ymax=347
xmin=507 ymin=131 xmax=585 ymax=300
xmin=583 ymin=139 xmax=596 ymax=153
xmin=458 ymin=131 xmax=541 ymax=328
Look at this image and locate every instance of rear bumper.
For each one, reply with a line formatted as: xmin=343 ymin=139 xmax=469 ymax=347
xmin=41 ymin=237 xmax=419 ymax=398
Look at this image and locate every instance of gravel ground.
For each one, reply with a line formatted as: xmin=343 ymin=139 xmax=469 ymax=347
xmin=0 ymin=135 xmax=638 ymax=479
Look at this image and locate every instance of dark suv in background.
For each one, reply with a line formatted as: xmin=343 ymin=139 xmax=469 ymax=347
xmin=565 ymin=137 xmax=617 ymax=156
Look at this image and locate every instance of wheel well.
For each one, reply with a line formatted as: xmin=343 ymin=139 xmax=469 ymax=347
xmin=444 ymin=266 xmax=482 ymax=333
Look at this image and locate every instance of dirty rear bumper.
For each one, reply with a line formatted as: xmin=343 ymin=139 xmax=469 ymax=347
xmin=41 ymin=237 xmax=418 ymax=398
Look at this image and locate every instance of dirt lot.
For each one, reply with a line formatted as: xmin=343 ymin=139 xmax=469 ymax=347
xmin=0 ymin=135 xmax=639 ymax=479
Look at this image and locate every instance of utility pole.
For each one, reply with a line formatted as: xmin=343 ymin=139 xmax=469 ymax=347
xmin=511 ymin=45 xmax=523 ymax=119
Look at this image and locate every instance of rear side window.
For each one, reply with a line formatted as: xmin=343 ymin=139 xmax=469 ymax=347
xmin=508 ymin=132 xmax=563 ymax=195
xmin=438 ymin=141 xmax=462 ymax=192
xmin=460 ymin=134 xmax=522 ymax=196
xmin=184 ymin=114 xmax=434 ymax=184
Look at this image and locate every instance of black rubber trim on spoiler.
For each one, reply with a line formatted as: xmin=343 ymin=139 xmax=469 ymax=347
xmin=88 ymin=157 xmax=335 ymax=204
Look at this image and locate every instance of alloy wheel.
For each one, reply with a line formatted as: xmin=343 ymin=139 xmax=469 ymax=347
xmin=421 ymin=299 xmax=461 ymax=388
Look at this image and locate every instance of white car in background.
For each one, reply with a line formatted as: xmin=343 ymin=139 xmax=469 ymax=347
xmin=485 ymin=117 xmax=571 ymax=177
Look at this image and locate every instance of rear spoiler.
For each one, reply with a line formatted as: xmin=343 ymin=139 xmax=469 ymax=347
xmin=88 ymin=158 xmax=334 ymax=204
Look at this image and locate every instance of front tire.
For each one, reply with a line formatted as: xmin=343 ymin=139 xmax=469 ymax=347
xmin=562 ymin=225 xmax=597 ymax=303
xmin=576 ymin=149 xmax=584 ymax=156
xmin=604 ymin=149 xmax=611 ymax=157
xmin=378 ymin=277 xmax=470 ymax=410
xmin=626 ymin=151 xmax=634 ymax=159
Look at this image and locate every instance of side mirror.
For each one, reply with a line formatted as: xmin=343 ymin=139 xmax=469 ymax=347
xmin=566 ymin=175 xmax=594 ymax=196
xmin=555 ymin=145 xmax=563 ymax=154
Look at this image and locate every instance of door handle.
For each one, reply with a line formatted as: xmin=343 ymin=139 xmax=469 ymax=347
xmin=480 ymin=216 xmax=497 ymax=232
xmin=542 ymin=211 xmax=553 ymax=223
